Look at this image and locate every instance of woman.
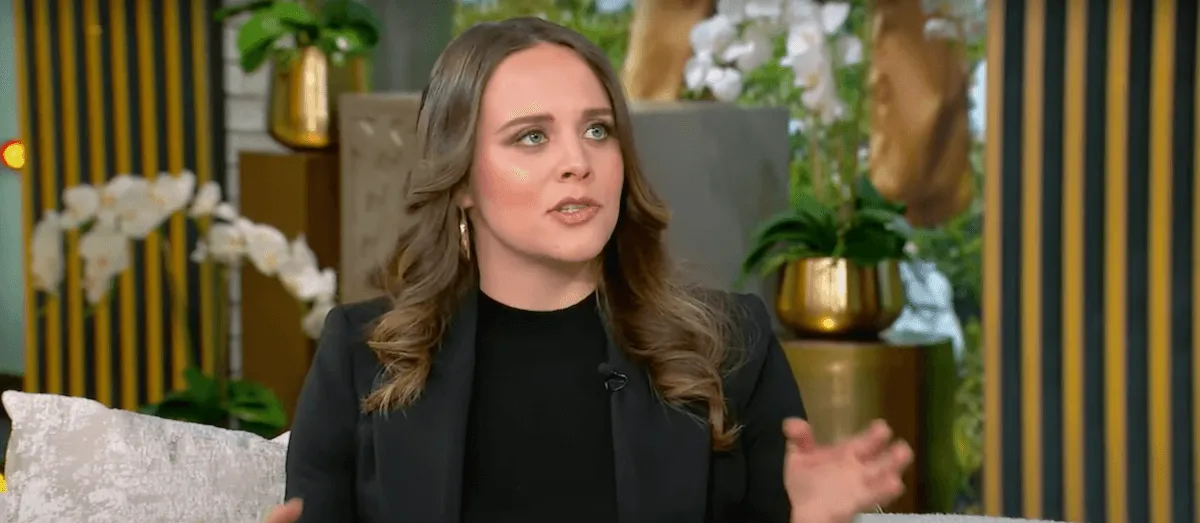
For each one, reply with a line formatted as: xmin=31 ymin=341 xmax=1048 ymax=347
xmin=273 ymin=17 xmax=912 ymax=523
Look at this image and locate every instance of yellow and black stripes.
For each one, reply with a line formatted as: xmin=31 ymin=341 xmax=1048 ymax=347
xmin=14 ymin=0 xmax=226 ymax=411
xmin=985 ymin=0 xmax=1199 ymax=521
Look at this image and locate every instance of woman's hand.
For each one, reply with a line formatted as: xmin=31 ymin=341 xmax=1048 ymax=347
xmin=782 ymin=418 xmax=913 ymax=523
xmin=264 ymin=499 xmax=303 ymax=523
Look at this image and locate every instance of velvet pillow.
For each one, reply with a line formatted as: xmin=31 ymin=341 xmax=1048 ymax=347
xmin=1 ymin=391 xmax=286 ymax=523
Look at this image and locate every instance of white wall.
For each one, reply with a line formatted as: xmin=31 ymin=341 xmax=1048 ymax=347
xmin=0 ymin=0 xmax=27 ymax=376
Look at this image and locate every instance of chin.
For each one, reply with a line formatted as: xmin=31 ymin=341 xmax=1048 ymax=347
xmin=541 ymin=232 xmax=611 ymax=265
xmin=545 ymin=243 xmax=607 ymax=265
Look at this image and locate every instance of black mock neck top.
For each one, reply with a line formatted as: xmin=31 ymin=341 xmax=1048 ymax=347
xmin=459 ymin=291 xmax=618 ymax=523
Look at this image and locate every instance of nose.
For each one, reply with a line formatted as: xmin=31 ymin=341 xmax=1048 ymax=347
xmin=557 ymin=137 xmax=592 ymax=180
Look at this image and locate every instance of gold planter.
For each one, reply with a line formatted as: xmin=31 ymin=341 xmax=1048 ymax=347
xmin=775 ymin=257 xmax=906 ymax=339
xmin=268 ymin=47 xmax=368 ymax=151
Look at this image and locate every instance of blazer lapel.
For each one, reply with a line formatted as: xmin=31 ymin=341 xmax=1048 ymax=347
xmin=373 ymin=291 xmax=478 ymax=523
xmin=604 ymin=323 xmax=712 ymax=523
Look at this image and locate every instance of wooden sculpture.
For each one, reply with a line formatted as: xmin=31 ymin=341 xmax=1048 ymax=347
xmin=866 ymin=0 xmax=973 ymax=227
xmin=621 ymin=0 xmax=715 ymax=101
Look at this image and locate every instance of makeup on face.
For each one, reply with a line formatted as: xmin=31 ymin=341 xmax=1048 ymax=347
xmin=467 ymin=43 xmax=625 ymax=264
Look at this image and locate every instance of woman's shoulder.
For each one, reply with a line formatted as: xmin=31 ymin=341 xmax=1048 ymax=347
xmin=311 ymin=297 xmax=392 ymax=380
xmin=331 ymin=296 xmax=394 ymax=329
xmin=698 ymin=290 xmax=786 ymax=402
xmin=694 ymin=289 xmax=776 ymax=350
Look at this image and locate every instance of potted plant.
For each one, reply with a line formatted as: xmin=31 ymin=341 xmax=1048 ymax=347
xmin=217 ymin=0 xmax=383 ymax=150
xmin=740 ymin=174 xmax=911 ymax=338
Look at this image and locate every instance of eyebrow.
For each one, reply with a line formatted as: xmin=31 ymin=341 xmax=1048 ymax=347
xmin=496 ymin=107 xmax=614 ymax=134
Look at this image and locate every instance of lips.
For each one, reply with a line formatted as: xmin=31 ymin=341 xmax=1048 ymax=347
xmin=549 ymin=197 xmax=601 ymax=214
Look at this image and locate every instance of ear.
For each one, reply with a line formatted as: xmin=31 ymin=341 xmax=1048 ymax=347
xmin=455 ymin=186 xmax=475 ymax=210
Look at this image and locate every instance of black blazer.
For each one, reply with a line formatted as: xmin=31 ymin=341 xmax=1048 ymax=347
xmin=285 ymin=290 xmax=807 ymax=523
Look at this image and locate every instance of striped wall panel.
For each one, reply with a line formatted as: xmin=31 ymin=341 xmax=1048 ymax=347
xmin=983 ymin=0 xmax=1199 ymax=522
xmin=13 ymin=0 xmax=227 ymax=411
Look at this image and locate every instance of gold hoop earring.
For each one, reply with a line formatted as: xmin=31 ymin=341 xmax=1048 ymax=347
xmin=458 ymin=209 xmax=470 ymax=260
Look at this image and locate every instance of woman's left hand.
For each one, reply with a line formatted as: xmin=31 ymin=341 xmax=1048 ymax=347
xmin=782 ymin=418 xmax=913 ymax=523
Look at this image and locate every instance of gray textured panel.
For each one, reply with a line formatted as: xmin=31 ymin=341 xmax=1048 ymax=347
xmin=629 ymin=102 xmax=790 ymax=323
xmin=338 ymin=93 xmax=423 ymax=303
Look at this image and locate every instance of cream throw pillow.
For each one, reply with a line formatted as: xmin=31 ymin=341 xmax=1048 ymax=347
xmin=2 ymin=391 xmax=286 ymax=523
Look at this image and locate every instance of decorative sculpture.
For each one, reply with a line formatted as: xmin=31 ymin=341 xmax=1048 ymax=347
xmin=621 ymin=0 xmax=714 ymax=101
xmin=867 ymin=0 xmax=974 ymax=227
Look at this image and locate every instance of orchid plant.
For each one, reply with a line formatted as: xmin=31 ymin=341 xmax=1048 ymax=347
xmin=30 ymin=172 xmax=337 ymax=338
xmin=29 ymin=171 xmax=337 ymax=437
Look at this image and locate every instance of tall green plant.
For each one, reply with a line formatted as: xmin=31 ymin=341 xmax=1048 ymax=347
xmin=218 ymin=0 xmax=383 ymax=72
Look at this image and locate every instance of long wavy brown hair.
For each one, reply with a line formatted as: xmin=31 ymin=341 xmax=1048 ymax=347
xmin=363 ymin=17 xmax=741 ymax=450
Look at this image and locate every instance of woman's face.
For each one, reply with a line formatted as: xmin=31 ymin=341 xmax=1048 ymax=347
xmin=463 ymin=43 xmax=625 ymax=266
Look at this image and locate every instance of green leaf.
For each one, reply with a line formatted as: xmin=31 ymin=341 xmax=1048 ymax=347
xmin=321 ymin=0 xmax=382 ymax=47
xmin=854 ymin=174 xmax=906 ymax=213
xmin=213 ymin=0 xmax=275 ymax=22
xmin=141 ymin=392 xmax=226 ymax=427
xmin=228 ymin=380 xmax=288 ymax=432
xmin=236 ymin=11 xmax=286 ymax=72
xmin=182 ymin=366 xmax=219 ymax=401
xmin=315 ymin=28 xmax=368 ymax=65
xmin=269 ymin=1 xmax=319 ymax=32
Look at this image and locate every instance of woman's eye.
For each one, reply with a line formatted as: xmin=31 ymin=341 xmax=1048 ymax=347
xmin=518 ymin=131 xmax=547 ymax=146
xmin=585 ymin=124 xmax=610 ymax=140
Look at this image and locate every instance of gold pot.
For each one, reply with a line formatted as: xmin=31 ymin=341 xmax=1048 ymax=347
xmin=268 ymin=47 xmax=368 ymax=151
xmin=775 ymin=257 xmax=906 ymax=339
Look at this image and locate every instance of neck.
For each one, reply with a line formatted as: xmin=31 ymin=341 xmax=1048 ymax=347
xmin=474 ymin=242 xmax=599 ymax=312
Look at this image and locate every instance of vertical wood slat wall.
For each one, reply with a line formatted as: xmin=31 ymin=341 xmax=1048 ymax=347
xmin=12 ymin=0 xmax=226 ymax=411
xmin=984 ymin=0 xmax=1199 ymax=522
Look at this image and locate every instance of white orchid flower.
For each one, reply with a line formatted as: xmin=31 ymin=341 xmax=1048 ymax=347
xmin=286 ymin=266 xmax=337 ymax=303
xmin=94 ymin=175 xmax=136 ymax=228
xmin=212 ymin=203 xmax=238 ymax=221
xmin=716 ymin=0 xmax=748 ymax=24
xmin=205 ymin=223 xmax=247 ymax=264
xmin=722 ymin=25 xmax=774 ymax=72
xmin=241 ymin=221 xmax=290 ymax=276
xmin=278 ymin=236 xmax=320 ymax=295
xmin=60 ymin=185 xmax=100 ymax=230
xmin=690 ymin=14 xmax=738 ymax=58
xmin=706 ymin=67 xmax=744 ymax=102
xmin=190 ymin=239 xmax=209 ymax=263
xmin=834 ymin=34 xmax=863 ymax=66
xmin=781 ymin=21 xmax=824 ymax=64
xmin=684 ymin=54 xmax=717 ymax=92
xmin=302 ymin=298 xmax=335 ymax=339
xmin=816 ymin=2 xmax=851 ymax=34
xmin=79 ymin=225 xmax=130 ymax=304
xmin=924 ymin=18 xmax=960 ymax=40
xmin=188 ymin=181 xmax=222 ymax=218
xmin=30 ymin=211 xmax=64 ymax=293
xmin=150 ymin=171 xmax=196 ymax=215
xmin=743 ymin=0 xmax=784 ymax=21
xmin=114 ymin=177 xmax=167 ymax=238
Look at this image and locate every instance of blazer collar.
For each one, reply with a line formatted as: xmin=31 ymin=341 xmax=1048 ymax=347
xmin=372 ymin=288 xmax=711 ymax=523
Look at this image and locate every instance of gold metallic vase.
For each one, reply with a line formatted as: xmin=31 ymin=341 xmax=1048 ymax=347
xmin=268 ymin=47 xmax=368 ymax=151
xmin=775 ymin=257 xmax=906 ymax=339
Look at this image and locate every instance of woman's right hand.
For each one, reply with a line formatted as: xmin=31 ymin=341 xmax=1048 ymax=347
xmin=265 ymin=499 xmax=303 ymax=523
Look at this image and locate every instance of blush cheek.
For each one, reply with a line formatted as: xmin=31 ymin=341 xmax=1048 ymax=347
xmin=472 ymin=152 xmax=544 ymax=234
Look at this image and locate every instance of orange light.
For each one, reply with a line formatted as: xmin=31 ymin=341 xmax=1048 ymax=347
xmin=1 ymin=140 xmax=26 ymax=170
